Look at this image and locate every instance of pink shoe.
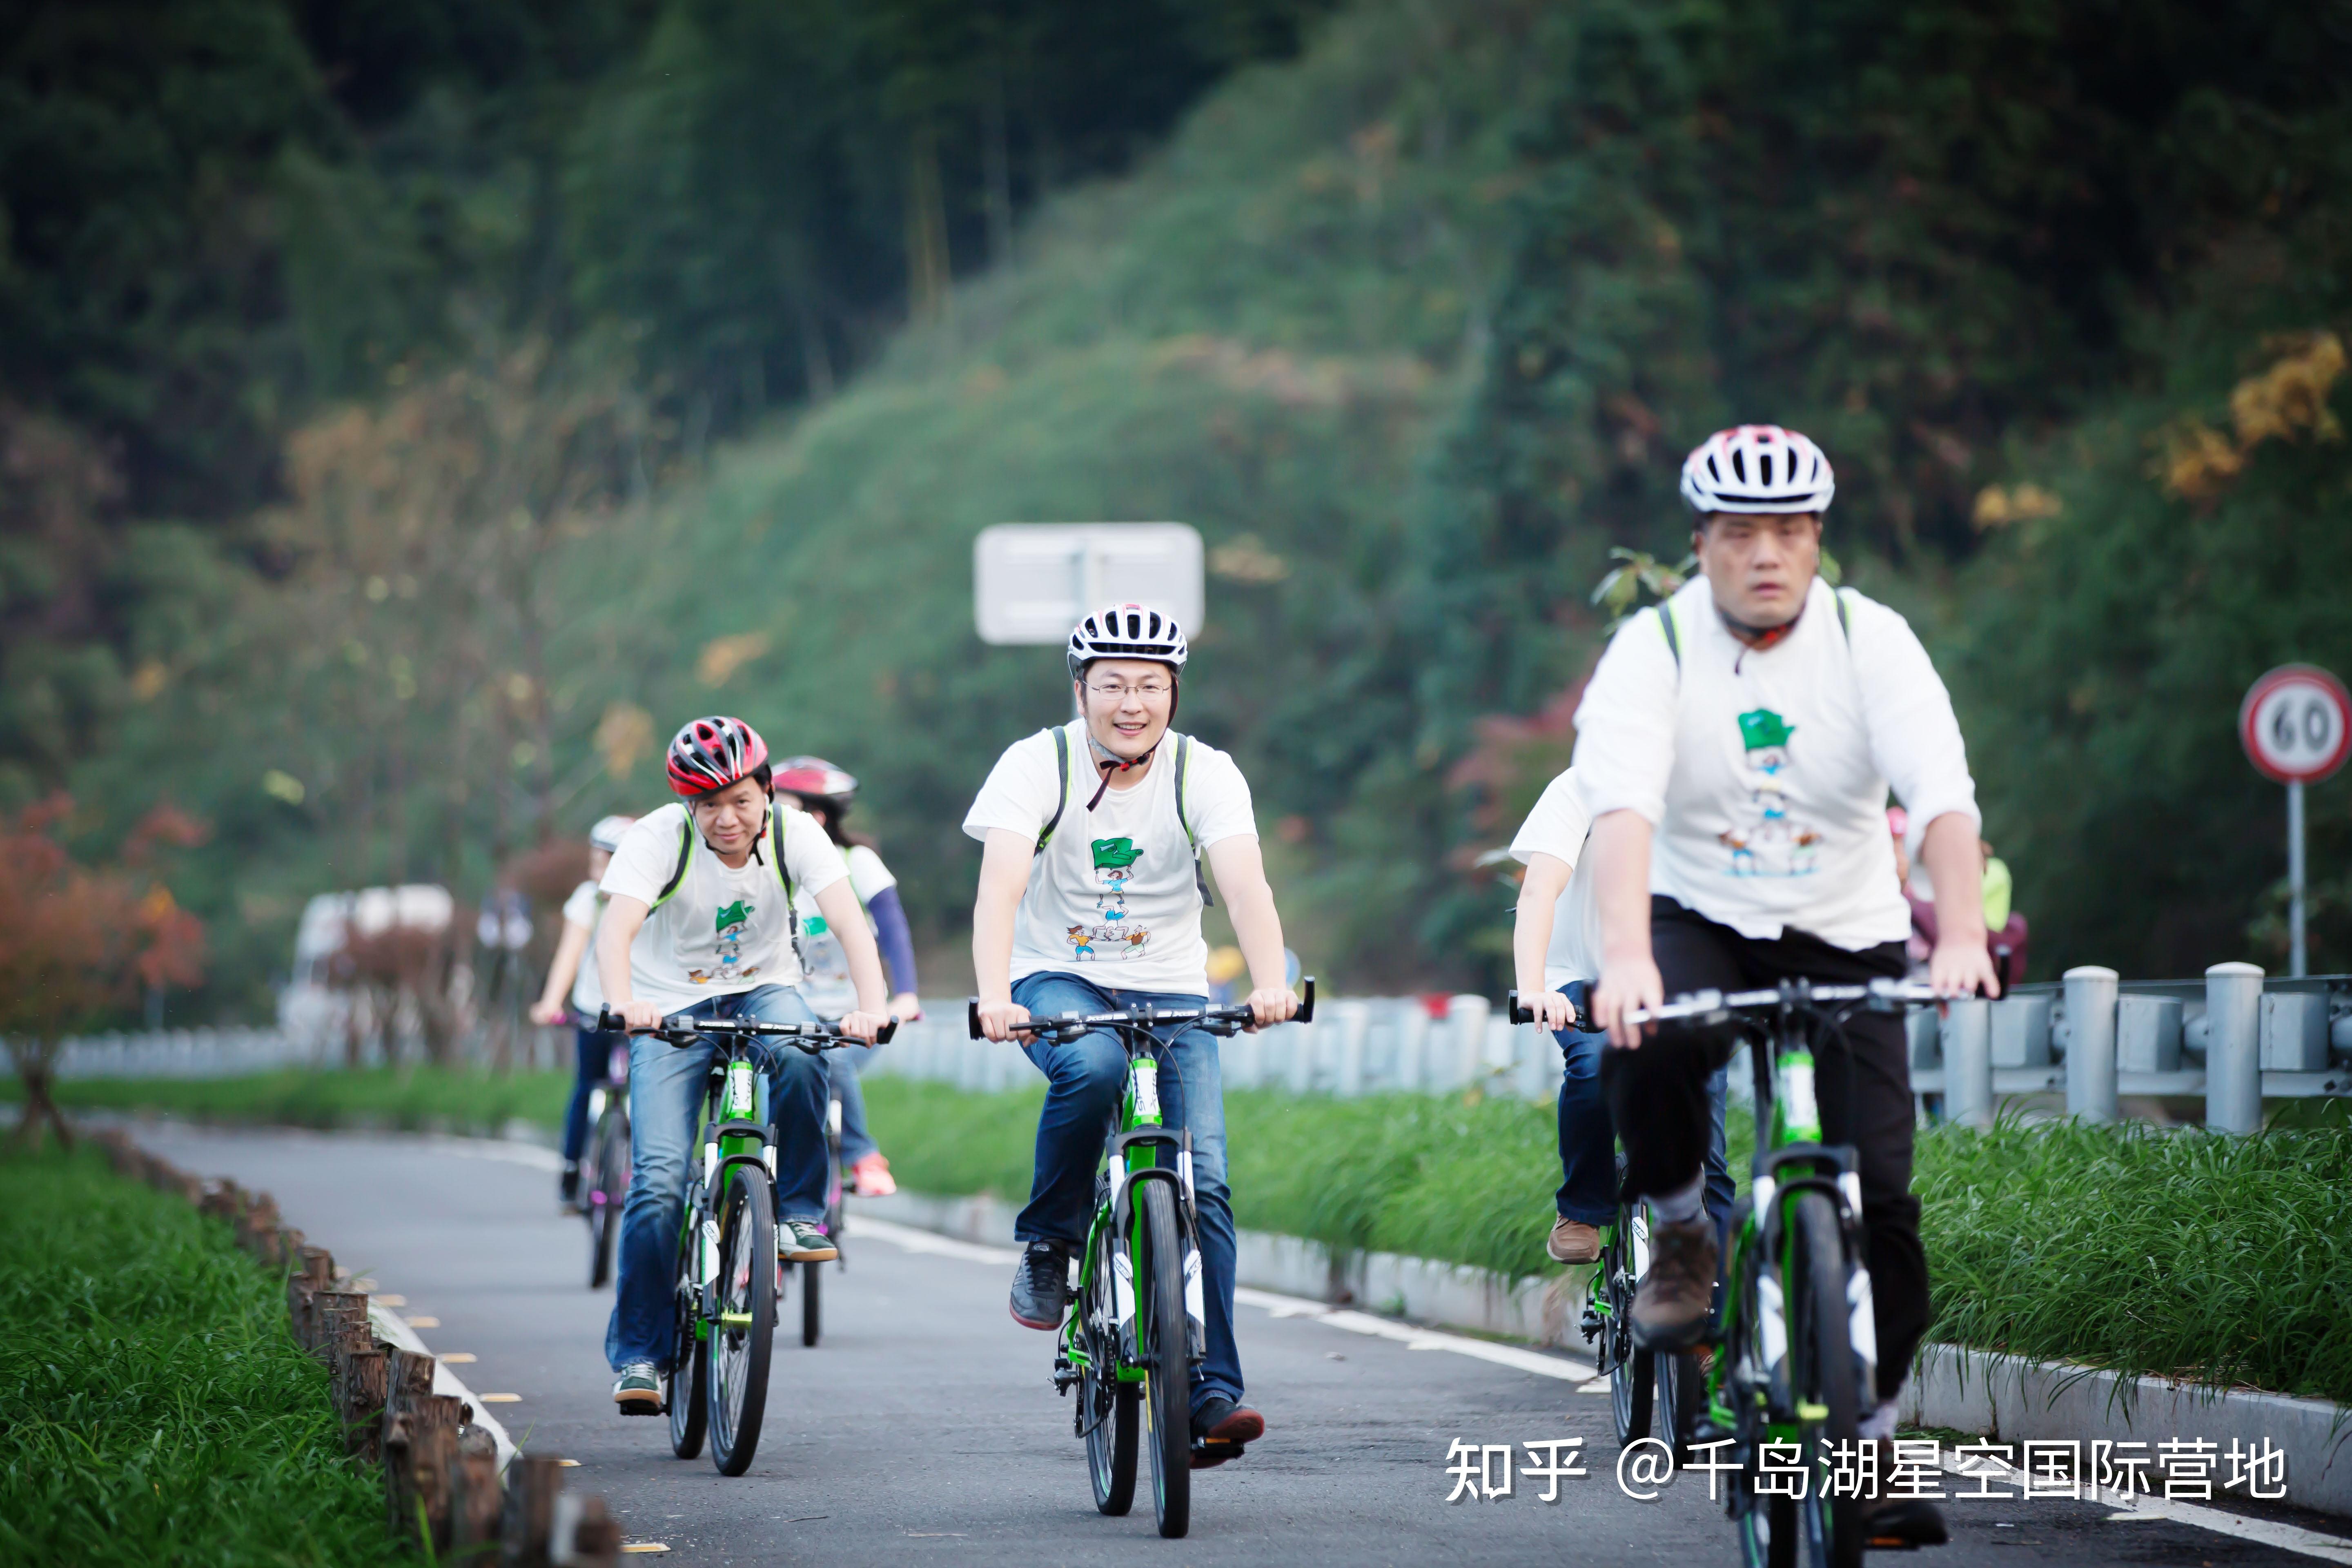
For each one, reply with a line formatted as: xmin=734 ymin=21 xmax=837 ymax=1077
xmin=851 ymin=1152 xmax=897 ymax=1198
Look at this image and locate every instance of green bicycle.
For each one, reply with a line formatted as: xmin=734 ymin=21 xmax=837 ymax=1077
xmin=600 ymin=1006 xmax=893 ymax=1477
xmin=1628 ymin=977 xmax=1935 ymax=1568
xmin=971 ymin=980 xmax=1315 ymax=1540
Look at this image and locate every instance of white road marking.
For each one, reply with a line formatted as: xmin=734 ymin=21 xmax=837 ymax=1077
xmin=851 ymin=1217 xmax=1597 ymax=1381
xmin=1936 ymin=1449 xmax=2352 ymax=1564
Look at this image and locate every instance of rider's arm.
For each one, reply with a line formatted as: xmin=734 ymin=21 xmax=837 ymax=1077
xmin=1204 ymin=834 xmax=1297 ymax=1028
xmin=530 ymin=915 xmax=592 ymax=1025
xmin=597 ymin=894 xmax=662 ymax=1030
xmin=1919 ymin=813 xmax=2000 ymax=997
xmin=864 ymin=884 xmax=921 ymax=1010
xmin=1511 ymin=853 xmax=1576 ymax=1031
xmin=811 ymin=875 xmax=893 ymax=1034
xmin=971 ymin=828 xmax=1035 ymax=1040
xmin=1586 ymin=809 xmax=1664 ymax=1047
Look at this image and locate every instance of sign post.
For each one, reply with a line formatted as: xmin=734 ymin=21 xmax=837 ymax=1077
xmin=973 ymin=523 xmax=1204 ymax=647
xmin=2238 ymin=664 xmax=2352 ymax=976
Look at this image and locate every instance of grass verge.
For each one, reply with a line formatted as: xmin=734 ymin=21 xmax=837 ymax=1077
xmin=0 ymin=1148 xmax=403 ymax=1566
xmin=3 ymin=1066 xmax=570 ymax=1136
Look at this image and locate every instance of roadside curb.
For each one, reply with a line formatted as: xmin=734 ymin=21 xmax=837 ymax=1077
xmin=90 ymin=1128 xmax=624 ymax=1563
xmin=851 ymin=1189 xmax=2352 ymax=1521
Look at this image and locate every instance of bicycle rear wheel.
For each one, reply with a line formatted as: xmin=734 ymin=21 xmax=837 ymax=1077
xmin=668 ymin=1243 xmax=708 ymax=1459
xmin=1789 ymin=1191 xmax=1862 ymax=1568
xmin=588 ymin=1107 xmax=628 ymax=1290
xmin=1137 ymin=1180 xmax=1192 ymax=1540
xmin=706 ymin=1164 xmax=777 ymax=1475
xmin=801 ymin=1258 xmax=822 ymax=1346
xmin=1657 ymin=1349 xmax=1706 ymax=1462
xmin=1610 ymin=1205 xmax=1653 ymax=1446
xmin=1083 ymin=1235 xmax=1140 ymax=1519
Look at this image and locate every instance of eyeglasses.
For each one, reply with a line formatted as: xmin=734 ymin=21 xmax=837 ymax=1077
xmin=1085 ymin=680 xmax=1173 ymax=700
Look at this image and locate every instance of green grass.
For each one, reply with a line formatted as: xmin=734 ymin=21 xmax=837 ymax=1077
xmin=1913 ymin=1115 xmax=2352 ymax=1406
xmin=4 ymin=1067 xmax=571 ymax=1136
xmin=0 ymin=1148 xmax=404 ymax=1567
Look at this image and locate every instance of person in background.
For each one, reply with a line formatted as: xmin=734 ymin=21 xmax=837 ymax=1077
xmin=532 ymin=814 xmax=636 ymax=1204
xmin=1205 ymin=944 xmax=1248 ymax=1006
xmin=772 ymin=757 xmax=922 ymax=1199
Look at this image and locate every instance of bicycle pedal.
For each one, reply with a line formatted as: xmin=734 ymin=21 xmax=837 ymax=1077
xmin=1189 ymin=1438 xmax=1245 ymax=1471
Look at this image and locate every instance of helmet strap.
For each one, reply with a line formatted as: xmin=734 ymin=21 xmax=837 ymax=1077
xmin=1717 ymin=599 xmax=1806 ymax=672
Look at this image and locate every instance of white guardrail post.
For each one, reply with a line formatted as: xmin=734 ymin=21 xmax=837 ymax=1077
xmin=1943 ymin=997 xmax=1994 ymax=1127
xmin=2204 ymin=962 xmax=2265 ymax=1133
xmin=2062 ymin=966 xmax=2120 ymax=1123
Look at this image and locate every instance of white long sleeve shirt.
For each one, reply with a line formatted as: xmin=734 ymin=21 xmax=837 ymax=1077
xmin=1570 ymin=575 xmax=1979 ymax=950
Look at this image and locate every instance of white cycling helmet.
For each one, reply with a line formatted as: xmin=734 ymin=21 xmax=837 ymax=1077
xmin=1680 ymin=424 xmax=1835 ymax=515
xmin=1066 ymin=602 xmax=1189 ymax=682
xmin=588 ymin=814 xmax=635 ymax=853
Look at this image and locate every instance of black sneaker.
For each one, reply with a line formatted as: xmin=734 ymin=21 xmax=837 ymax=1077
xmin=1191 ymin=1396 xmax=1265 ymax=1468
xmin=1009 ymin=1242 xmax=1069 ymax=1330
xmin=559 ymin=1161 xmax=582 ymax=1205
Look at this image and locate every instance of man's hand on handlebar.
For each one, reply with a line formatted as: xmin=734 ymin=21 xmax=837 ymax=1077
xmin=976 ymin=998 xmax=1031 ymax=1044
xmin=838 ymin=1008 xmax=890 ymax=1045
xmin=1591 ymin=952 xmax=1665 ymax=1049
xmin=889 ymin=991 xmax=925 ymax=1023
xmin=613 ymin=998 xmax=666 ymax=1032
xmin=1929 ymin=936 xmax=2002 ymax=1000
xmin=528 ymin=999 xmax=567 ymax=1028
xmin=1243 ymin=985 xmax=1298 ymax=1031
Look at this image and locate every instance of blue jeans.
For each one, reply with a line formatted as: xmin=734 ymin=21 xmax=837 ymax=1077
xmin=562 ymin=1027 xmax=619 ymax=1165
xmin=605 ymin=985 xmax=829 ymax=1372
xmin=1553 ymin=981 xmax=1735 ymax=1245
xmin=1011 ymin=972 xmax=1241 ymax=1416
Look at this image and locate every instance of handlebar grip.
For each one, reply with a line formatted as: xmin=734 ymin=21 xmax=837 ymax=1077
xmin=1506 ymin=989 xmax=1535 ymax=1026
xmin=1296 ymin=976 xmax=1316 ymax=1025
xmin=597 ymin=1005 xmax=625 ymax=1033
xmin=967 ymin=998 xmax=982 ymax=1042
xmin=874 ymin=1018 xmax=899 ymax=1047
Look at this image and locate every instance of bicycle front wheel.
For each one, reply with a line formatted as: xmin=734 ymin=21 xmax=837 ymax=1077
xmin=706 ymin=1163 xmax=777 ymax=1475
xmin=1137 ymin=1179 xmax=1192 ymax=1540
xmin=1789 ymin=1191 xmax=1862 ymax=1568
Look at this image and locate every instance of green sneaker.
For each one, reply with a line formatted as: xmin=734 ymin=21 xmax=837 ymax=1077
xmin=780 ymin=1218 xmax=838 ymax=1263
xmin=612 ymin=1360 xmax=664 ymax=1414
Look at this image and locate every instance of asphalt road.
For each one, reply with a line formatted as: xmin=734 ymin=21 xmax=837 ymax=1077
xmin=134 ymin=1120 xmax=2347 ymax=1568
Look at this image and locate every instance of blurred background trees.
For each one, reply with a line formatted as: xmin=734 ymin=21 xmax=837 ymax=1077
xmin=5 ymin=0 xmax=2348 ymax=1018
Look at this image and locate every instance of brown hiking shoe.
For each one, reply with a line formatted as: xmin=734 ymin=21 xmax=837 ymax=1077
xmin=1546 ymin=1218 xmax=1601 ymax=1265
xmin=1630 ymin=1216 xmax=1717 ymax=1350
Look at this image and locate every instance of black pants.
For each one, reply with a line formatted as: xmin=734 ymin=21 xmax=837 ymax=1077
xmin=1602 ymin=897 xmax=1927 ymax=1403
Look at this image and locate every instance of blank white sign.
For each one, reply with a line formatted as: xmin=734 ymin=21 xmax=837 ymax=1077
xmin=973 ymin=523 xmax=1205 ymax=646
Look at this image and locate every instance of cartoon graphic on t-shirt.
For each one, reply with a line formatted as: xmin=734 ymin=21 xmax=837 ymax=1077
xmin=1721 ymin=708 xmax=1820 ymax=878
xmin=688 ymin=897 xmax=760 ymax=985
xmin=1064 ymin=838 xmax=1150 ymax=961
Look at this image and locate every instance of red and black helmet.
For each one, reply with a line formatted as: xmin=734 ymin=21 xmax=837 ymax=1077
xmin=666 ymin=716 xmax=771 ymax=797
xmin=771 ymin=755 xmax=857 ymax=803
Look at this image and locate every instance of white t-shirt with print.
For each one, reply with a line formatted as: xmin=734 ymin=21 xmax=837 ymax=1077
xmin=962 ymin=725 xmax=1258 ymax=997
xmin=559 ymin=879 xmax=608 ymax=1016
xmin=599 ymin=801 xmax=849 ymax=1013
xmin=1571 ymin=575 xmax=1979 ymax=950
xmin=1508 ymin=768 xmax=1604 ymax=988
xmin=792 ymin=844 xmax=898 ymax=1017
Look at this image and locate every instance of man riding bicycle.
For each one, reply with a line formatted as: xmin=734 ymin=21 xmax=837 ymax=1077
xmin=1581 ymin=425 xmax=1999 ymax=1549
xmin=531 ymin=813 xmax=635 ymax=1205
xmin=594 ymin=715 xmax=891 ymax=1413
xmin=968 ymin=603 xmax=1296 ymax=1468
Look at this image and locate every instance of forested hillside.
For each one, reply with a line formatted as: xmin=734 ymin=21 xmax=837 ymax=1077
xmin=14 ymin=0 xmax=2351 ymax=1016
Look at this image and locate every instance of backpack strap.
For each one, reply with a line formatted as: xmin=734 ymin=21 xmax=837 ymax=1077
xmin=764 ymin=801 xmax=803 ymax=972
xmin=1172 ymin=733 xmax=1214 ymax=908
xmin=1653 ymin=599 xmax=1686 ymax=674
xmin=650 ymin=815 xmax=694 ymax=911
xmin=1034 ymin=723 xmax=1082 ymax=856
xmin=1834 ymin=586 xmax=1855 ymax=645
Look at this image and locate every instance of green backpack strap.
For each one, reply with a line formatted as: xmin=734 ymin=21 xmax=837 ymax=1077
xmin=1835 ymin=586 xmax=1855 ymax=645
xmin=1653 ymin=600 xmax=1685 ymax=673
xmin=1172 ymin=733 xmax=1214 ymax=908
xmin=650 ymin=816 xmax=693 ymax=911
xmin=1035 ymin=722 xmax=1082 ymax=856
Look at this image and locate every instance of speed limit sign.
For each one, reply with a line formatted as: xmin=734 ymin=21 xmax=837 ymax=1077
xmin=2240 ymin=664 xmax=2352 ymax=784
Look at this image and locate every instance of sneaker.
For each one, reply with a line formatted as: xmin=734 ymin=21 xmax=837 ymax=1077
xmin=1191 ymin=1396 xmax=1265 ymax=1468
xmin=850 ymin=1152 xmax=898 ymax=1198
xmin=780 ymin=1218 xmax=839 ymax=1263
xmin=559 ymin=1161 xmax=581 ymax=1205
xmin=1863 ymin=1496 xmax=1949 ymax=1548
xmin=612 ymin=1361 xmax=664 ymax=1414
xmin=1629 ymin=1216 xmax=1717 ymax=1351
xmin=1546 ymin=1217 xmax=1601 ymax=1264
xmin=1008 ymin=1241 xmax=1070 ymax=1330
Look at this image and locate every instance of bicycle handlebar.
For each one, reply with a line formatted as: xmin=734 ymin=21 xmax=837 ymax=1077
xmin=966 ymin=977 xmax=1317 ymax=1042
xmin=1507 ymin=978 xmax=1944 ymax=1028
xmin=595 ymin=1006 xmax=896 ymax=1048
